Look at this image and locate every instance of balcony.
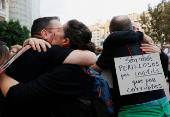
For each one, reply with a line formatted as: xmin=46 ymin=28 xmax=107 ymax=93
xmin=0 ymin=1 xmax=5 ymax=20
xmin=0 ymin=8 xmax=5 ymax=16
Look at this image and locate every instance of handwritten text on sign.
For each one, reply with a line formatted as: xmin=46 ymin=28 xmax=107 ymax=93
xmin=114 ymin=53 xmax=168 ymax=95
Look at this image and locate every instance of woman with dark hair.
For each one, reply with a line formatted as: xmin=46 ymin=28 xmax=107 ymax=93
xmin=0 ymin=20 xmax=95 ymax=117
xmin=61 ymin=19 xmax=95 ymax=52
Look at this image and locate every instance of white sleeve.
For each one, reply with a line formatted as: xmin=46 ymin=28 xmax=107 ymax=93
xmin=164 ymin=48 xmax=168 ymax=54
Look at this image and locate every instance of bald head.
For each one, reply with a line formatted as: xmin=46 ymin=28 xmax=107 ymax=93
xmin=132 ymin=21 xmax=139 ymax=32
xmin=109 ymin=15 xmax=132 ymax=33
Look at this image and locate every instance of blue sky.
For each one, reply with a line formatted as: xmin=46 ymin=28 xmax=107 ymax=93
xmin=40 ymin=0 xmax=162 ymax=26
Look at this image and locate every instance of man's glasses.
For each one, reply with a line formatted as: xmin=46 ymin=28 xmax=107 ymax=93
xmin=45 ymin=28 xmax=60 ymax=30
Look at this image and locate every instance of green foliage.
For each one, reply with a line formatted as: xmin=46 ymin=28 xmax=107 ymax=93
xmin=0 ymin=20 xmax=30 ymax=48
xmin=139 ymin=0 xmax=170 ymax=48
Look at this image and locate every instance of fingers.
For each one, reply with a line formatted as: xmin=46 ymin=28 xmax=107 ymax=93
xmin=144 ymin=52 xmax=152 ymax=54
xmin=141 ymin=43 xmax=154 ymax=47
xmin=29 ymin=40 xmax=37 ymax=51
xmin=23 ymin=38 xmax=37 ymax=50
xmin=23 ymin=38 xmax=51 ymax=52
xmin=141 ymin=44 xmax=150 ymax=47
xmin=38 ymin=40 xmax=47 ymax=52
xmin=44 ymin=41 xmax=51 ymax=49
xmin=23 ymin=40 xmax=28 ymax=46
xmin=34 ymin=40 xmax=41 ymax=52
xmin=148 ymin=42 xmax=154 ymax=45
xmin=141 ymin=48 xmax=153 ymax=52
xmin=141 ymin=46 xmax=159 ymax=54
xmin=37 ymin=39 xmax=51 ymax=52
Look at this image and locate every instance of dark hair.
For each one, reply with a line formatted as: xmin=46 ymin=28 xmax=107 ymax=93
xmin=63 ymin=19 xmax=95 ymax=53
xmin=109 ymin=15 xmax=132 ymax=32
xmin=0 ymin=41 xmax=9 ymax=66
xmin=31 ymin=16 xmax=60 ymax=37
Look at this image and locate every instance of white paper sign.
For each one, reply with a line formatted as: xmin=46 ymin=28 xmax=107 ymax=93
xmin=114 ymin=53 xmax=168 ymax=95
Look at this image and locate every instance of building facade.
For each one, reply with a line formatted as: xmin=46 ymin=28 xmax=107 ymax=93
xmin=0 ymin=0 xmax=40 ymax=30
xmin=126 ymin=11 xmax=162 ymax=47
xmin=0 ymin=0 xmax=10 ymax=21
xmin=127 ymin=12 xmax=143 ymax=32
xmin=105 ymin=19 xmax=110 ymax=39
xmin=9 ymin=0 xmax=40 ymax=30
xmin=88 ymin=20 xmax=105 ymax=48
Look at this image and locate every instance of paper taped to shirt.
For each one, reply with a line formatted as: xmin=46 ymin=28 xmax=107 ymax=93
xmin=114 ymin=53 xmax=168 ymax=95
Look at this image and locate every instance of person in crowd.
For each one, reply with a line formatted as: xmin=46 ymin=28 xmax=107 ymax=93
xmin=131 ymin=21 xmax=139 ymax=32
xmin=95 ymin=47 xmax=102 ymax=58
xmin=8 ymin=45 xmax=22 ymax=57
xmin=0 ymin=41 xmax=9 ymax=117
xmin=0 ymin=17 xmax=97 ymax=117
xmin=91 ymin=15 xmax=169 ymax=117
xmin=164 ymin=36 xmax=170 ymax=91
xmin=0 ymin=41 xmax=9 ymax=66
xmin=1 ymin=16 xmax=164 ymax=116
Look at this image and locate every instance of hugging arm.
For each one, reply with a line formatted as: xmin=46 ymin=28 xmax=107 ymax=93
xmin=0 ymin=65 xmax=90 ymax=106
xmin=139 ymin=42 xmax=168 ymax=77
xmin=64 ymin=50 xmax=97 ymax=66
xmin=24 ymin=38 xmax=97 ymax=66
xmin=0 ymin=74 xmax=18 ymax=97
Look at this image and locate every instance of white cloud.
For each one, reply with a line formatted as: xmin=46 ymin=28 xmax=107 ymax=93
xmin=40 ymin=0 xmax=162 ymax=26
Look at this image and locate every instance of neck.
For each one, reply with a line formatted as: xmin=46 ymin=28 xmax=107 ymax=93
xmin=32 ymin=35 xmax=43 ymax=39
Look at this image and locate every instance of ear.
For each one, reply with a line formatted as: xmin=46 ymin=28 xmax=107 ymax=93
xmin=62 ymin=38 xmax=70 ymax=48
xmin=41 ymin=30 xmax=49 ymax=40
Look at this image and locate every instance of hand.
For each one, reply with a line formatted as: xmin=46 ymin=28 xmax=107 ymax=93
xmin=163 ymin=45 xmax=170 ymax=48
xmin=140 ymin=42 xmax=161 ymax=54
xmin=143 ymin=34 xmax=153 ymax=43
xmin=23 ymin=38 xmax=51 ymax=52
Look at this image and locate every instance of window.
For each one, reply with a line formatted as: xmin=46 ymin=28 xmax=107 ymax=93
xmin=0 ymin=0 xmax=4 ymax=9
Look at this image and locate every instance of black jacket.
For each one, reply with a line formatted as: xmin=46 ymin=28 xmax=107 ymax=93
xmin=96 ymin=30 xmax=168 ymax=114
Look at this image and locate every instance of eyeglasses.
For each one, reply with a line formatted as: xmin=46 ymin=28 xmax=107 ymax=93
xmin=45 ymin=28 xmax=60 ymax=30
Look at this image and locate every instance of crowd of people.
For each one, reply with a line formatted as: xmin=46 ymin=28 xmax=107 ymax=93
xmin=0 ymin=15 xmax=169 ymax=117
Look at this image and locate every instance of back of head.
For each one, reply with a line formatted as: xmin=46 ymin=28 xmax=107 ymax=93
xmin=0 ymin=41 xmax=9 ymax=66
xmin=31 ymin=16 xmax=60 ymax=37
xmin=109 ymin=15 xmax=132 ymax=33
xmin=63 ymin=19 xmax=95 ymax=53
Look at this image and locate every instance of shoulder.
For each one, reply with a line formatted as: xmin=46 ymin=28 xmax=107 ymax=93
xmin=45 ymin=45 xmax=74 ymax=55
xmin=108 ymin=30 xmax=141 ymax=38
xmin=103 ymin=30 xmax=143 ymax=48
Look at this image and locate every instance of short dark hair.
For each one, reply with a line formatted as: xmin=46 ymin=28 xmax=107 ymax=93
xmin=63 ymin=19 xmax=95 ymax=53
xmin=31 ymin=16 xmax=60 ymax=37
xmin=109 ymin=15 xmax=132 ymax=32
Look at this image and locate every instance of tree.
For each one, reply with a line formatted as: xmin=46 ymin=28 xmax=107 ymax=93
xmin=139 ymin=0 xmax=170 ymax=48
xmin=0 ymin=20 xmax=30 ymax=48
